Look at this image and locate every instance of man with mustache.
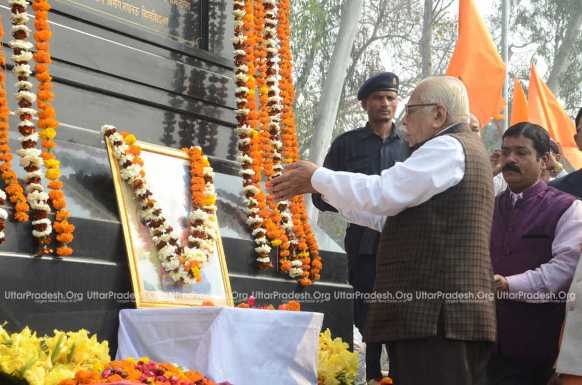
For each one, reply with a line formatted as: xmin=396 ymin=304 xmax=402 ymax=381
xmin=493 ymin=139 xmax=565 ymax=195
xmin=311 ymin=72 xmax=409 ymax=385
xmin=487 ymin=122 xmax=582 ymax=385
xmin=272 ymin=76 xmax=496 ymax=385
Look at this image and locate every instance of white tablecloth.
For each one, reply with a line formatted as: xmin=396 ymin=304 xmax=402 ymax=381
xmin=116 ymin=307 xmax=324 ymax=385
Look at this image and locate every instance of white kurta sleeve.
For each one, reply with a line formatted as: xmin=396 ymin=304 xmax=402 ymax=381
xmin=311 ymin=135 xmax=466 ymax=228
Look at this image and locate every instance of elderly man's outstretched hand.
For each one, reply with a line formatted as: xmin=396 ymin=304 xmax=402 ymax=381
xmin=270 ymin=160 xmax=319 ymax=201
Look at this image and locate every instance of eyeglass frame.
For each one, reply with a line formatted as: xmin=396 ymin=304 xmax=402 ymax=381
xmin=404 ymin=102 xmax=440 ymax=115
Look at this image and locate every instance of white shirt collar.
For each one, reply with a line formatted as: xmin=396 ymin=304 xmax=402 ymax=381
xmin=509 ymin=191 xmax=523 ymax=206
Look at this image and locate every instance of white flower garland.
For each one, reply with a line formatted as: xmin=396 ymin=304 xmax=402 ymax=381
xmin=262 ymin=0 xmax=302 ymax=278
xmin=10 ymin=0 xmax=52 ymax=246
xmin=103 ymin=126 xmax=217 ymax=285
xmin=0 ymin=190 xmax=8 ymax=243
xmin=233 ymin=0 xmax=272 ymax=266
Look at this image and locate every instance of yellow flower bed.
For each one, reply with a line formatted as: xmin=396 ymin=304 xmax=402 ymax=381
xmin=318 ymin=329 xmax=358 ymax=385
xmin=0 ymin=324 xmax=109 ymax=385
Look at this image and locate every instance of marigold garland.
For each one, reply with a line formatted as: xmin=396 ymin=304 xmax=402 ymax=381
xmin=103 ymin=126 xmax=217 ymax=285
xmin=10 ymin=0 xmax=53 ymax=255
xmin=233 ymin=0 xmax=274 ymax=268
xmin=233 ymin=0 xmax=320 ymax=285
xmin=32 ymin=0 xmax=74 ymax=256
xmin=0 ymin=19 xmax=29 ymax=224
xmin=277 ymin=0 xmax=321 ymax=283
xmin=262 ymin=0 xmax=307 ymax=282
xmin=185 ymin=146 xmax=218 ymax=274
xmin=252 ymin=1 xmax=294 ymax=269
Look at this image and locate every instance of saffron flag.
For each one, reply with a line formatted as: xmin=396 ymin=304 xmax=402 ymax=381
xmin=510 ymin=79 xmax=528 ymax=126
xmin=528 ymin=64 xmax=580 ymax=168
xmin=446 ymin=0 xmax=506 ymax=127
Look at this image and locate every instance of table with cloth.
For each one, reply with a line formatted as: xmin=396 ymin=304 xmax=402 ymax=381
xmin=116 ymin=307 xmax=324 ymax=385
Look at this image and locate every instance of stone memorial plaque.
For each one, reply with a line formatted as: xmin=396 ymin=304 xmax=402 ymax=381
xmin=55 ymin=0 xmax=204 ymax=48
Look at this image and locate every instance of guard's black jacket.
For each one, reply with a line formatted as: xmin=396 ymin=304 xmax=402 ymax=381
xmin=312 ymin=124 xmax=410 ymax=263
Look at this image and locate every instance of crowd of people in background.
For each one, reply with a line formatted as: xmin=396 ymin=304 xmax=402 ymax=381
xmin=270 ymin=72 xmax=582 ymax=385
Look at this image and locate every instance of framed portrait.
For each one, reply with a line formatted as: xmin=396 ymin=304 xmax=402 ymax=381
xmin=105 ymin=139 xmax=233 ymax=307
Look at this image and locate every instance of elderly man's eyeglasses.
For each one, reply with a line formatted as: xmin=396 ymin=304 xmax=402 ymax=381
xmin=405 ymin=103 xmax=439 ymax=115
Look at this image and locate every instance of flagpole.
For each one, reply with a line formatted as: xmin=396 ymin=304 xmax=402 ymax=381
xmin=501 ymin=0 xmax=510 ymax=131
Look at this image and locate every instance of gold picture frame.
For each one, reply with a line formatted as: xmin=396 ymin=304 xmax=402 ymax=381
xmin=105 ymin=138 xmax=233 ymax=308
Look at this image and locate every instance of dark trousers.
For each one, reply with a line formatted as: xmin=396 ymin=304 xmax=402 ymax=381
xmin=485 ymin=352 xmax=555 ymax=385
xmin=388 ymin=336 xmax=493 ymax=385
xmin=350 ymin=253 xmax=383 ymax=380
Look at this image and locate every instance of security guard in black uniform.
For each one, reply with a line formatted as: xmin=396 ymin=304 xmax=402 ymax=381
xmin=312 ymin=72 xmax=409 ymax=384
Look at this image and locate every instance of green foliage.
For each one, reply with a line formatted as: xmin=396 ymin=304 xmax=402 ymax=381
xmin=291 ymin=0 xmax=457 ymax=159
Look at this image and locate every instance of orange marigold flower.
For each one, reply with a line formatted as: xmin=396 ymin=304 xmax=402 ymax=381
xmin=42 ymin=140 xmax=56 ymax=150
xmin=34 ymin=30 xmax=52 ymax=42
xmin=127 ymin=145 xmax=141 ymax=156
xmin=48 ymin=181 xmax=64 ymax=189
xmin=49 ymin=189 xmax=64 ymax=201
xmin=105 ymin=374 xmax=123 ymax=383
xmin=15 ymin=202 xmax=29 ymax=212
xmin=185 ymin=371 xmax=205 ymax=382
xmin=56 ymin=246 xmax=73 ymax=256
xmin=35 ymin=42 xmax=49 ymax=51
xmin=36 ymin=72 xmax=51 ymax=82
xmin=6 ymin=183 xmax=23 ymax=194
xmin=33 ymin=50 xmax=52 ymax=63
xmin=14 ymin=211 xmax=29 ymax=222
xmin=56 ymin=232 xmax=74 ymax=244
xmin=41 ymin=151 xmax=56 ymax=160
xmin=286 ymin=300 xmax=301 ymax=311
xmin=38 ymin=90 xmax=54 ymax=100
xmin=32 ymin=0 xmax=51 ymax=11
xmin=52 ymin=199 xmax=66 ymax=209
xmin=56 ymin=210 xmax=70 ymax=222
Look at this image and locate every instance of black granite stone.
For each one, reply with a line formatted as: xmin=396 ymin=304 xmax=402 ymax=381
xmin=0 ymin=0 xmax=353 ymax=355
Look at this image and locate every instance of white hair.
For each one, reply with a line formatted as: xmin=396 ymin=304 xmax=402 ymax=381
xmin=416 ymin=76 xmax=470 ymax=123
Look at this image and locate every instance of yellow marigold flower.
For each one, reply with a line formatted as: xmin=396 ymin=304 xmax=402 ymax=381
xmin=317 ymin=329 xmax=358 ymax=385
xmin=46 ymin=168 xmax=60 ymax=180
xmin=271 ymin=239 xmax=282 ymax=247
xmin=42 ymin=128 xmax=57 ymax=140
xmin=192 ymin=265 xmax=202 ymax=282
xmin=124 ymin=134 xmax=137 ymax=145
xmin=45 ymin=159 xmax=60 ymax=169
xmin=202 ymin=195 xmax=217 ymax=206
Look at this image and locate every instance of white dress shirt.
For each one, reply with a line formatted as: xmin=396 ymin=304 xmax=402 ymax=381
xmin=311 ymin=125 xmax=466 ymax=232
xmin=556 ymin=254 xmax=582 ymax=376
xmin=493 ymin=173 xmax=508 ymax=196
